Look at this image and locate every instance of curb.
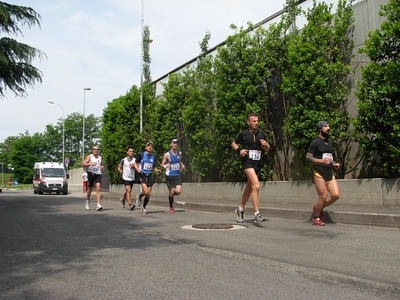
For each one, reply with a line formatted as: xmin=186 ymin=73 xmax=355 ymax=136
xmin=103 ymin=195 xmax=400 ymax=228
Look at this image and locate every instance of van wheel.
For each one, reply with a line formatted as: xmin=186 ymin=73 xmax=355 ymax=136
xmin=38 ymin=188 xmax=43 ymax=195
xmin=63 ymin=191 xmax=68 ymax=195
xmin=34 ymin=189 xmax=37 ymax=194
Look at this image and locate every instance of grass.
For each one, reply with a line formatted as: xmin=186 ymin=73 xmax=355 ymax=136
xmin=0 ymin=173 xmax=32 ymax=189
xmin=2 ymin=184 xmax=32 ymax=189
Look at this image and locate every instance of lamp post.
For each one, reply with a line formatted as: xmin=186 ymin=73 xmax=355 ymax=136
xmin=82 ymin=87 xmax=91 ymax=160
xmin=140 ymin=0 xmax=144 ymax=133
xmin=48 ymin=100 xmax=65 ymax=165
xmin=1 ymin=162 xmax=4 ymax=187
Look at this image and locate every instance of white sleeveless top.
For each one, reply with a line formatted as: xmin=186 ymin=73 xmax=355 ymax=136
xmin=87 ymin=154 xmax=102 ymax=175
xmin=122 ymin=157 xmax=135 ymax=181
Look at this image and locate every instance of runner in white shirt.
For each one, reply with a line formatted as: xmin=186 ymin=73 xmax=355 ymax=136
xmin=82 ymin=145 xmax=104 ymax=211
xmin=117 ymin=147 xmax=137 ymax=210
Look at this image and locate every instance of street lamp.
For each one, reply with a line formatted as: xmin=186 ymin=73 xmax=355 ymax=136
xmin=82 ymin=87 xmax=91 ymax=160
xmin=48 ymin=100 xmax=65 ymax=165
xmin=1 ymin=162 xmax=4 ymax=187
xmin=140 ymin=0 xmax=144 ymax=133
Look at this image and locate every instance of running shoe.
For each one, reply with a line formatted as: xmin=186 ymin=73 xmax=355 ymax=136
xmin=140 ymin=207 xmax=147 ymax=214
xmin=129 ymin=203 xmax=135 ymax=211
xmin=255 ymin=213 xmax=265 ymax=223
xmin=320 ymin=210 xmax=325 ymax=223
xmin=235 ymin=208 xmax=244 ymax=223
xmin=120 ymin=198 xmax=125 ymax=208
xmin=85 ymin=201 xmax=90 ymax=210
xmin=313 ymin=206 xmax=325 ymax=222
xmin=96 ymin=203 xmax=103 ymax=211
xmin=312 ymin=217 xmax=325 ymax=226
xmin=169 ymin=207 xmax=175 ymax=213
xmin=136 ymin=194 xmax=142 ymax=207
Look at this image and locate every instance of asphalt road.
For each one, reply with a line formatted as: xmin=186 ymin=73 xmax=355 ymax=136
xmin=1 ymin=189 xmax=399 ymax=300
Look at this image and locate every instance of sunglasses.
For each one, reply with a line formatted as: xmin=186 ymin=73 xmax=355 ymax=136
xmin=92 ymin=148 xmax=99 ymax=150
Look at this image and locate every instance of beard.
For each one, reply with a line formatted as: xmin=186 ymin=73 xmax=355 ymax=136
xmin=321 ymin=131 xmax=329 ymax=138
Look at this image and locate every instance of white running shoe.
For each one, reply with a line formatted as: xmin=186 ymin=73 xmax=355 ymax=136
xmin=235 ymin=208 xmax=244 ymax=223
xmin=85 ymin=201 xmax=90 ymax=210
xmin=96 ymin=203 xmax=103 ymax=211
xmin=140 ymin=207 xmax=147 ymax=214
xmin=255 ymin=213 xmax=265 ymax=223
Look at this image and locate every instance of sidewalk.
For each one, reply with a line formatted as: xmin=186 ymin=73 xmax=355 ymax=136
xmin=102 ymin=192 xmax=400 ymax=228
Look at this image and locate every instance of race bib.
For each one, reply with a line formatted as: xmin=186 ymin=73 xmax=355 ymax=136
xmin=143 ymin=162 xmax=153 ymax=170
xmin=124 ymin=170 xmax=135 ymax=180
xmin=323 ymin=153 xmax=333 ymax=162
xmin=170 ymin=163 xmax=180 ymax=171
xmin=248 ymin=150 xmax=261 ymax=161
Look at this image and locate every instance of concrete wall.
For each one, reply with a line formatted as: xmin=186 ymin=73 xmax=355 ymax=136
xmin=68 ymin=168 xmax=399 ymax=206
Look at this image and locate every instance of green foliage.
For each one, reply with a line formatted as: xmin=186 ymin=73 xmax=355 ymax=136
xmin=102 ymin=86 xmax=142 ymax=183
xmin=0 ymin=2 xmax=46 ymax=97
xmin=8 ymin=132 xmax=47 ymax=183
xmin=282 ymin=0 xmax=355 ymax=178
xmin=180 ymin=33 xmax=221 ymax=181
xmin=42 ymin=112 xmax=102 ymax=168
xmin=0 ymin=172 xmax=16 ymax=187
xmin=139 ymin=0 xmax=355 ymax=182
xmin=213 ymin=25 xmax=273 ymax=181
xmin=355 ymin=0 xmax=400 ymax=177
xmin=142 ymin=25 xmax=152 ymax=84
xmin=0 ymin=111 xmax=102 ymax=182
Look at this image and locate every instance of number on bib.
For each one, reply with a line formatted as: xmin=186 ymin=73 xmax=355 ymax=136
xmin=248 ymin=150 xmax=261 ymax=161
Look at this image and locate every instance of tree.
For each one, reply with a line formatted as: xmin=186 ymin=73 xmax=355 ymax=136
xmin=102 ymin=86 xmax=141 ymax=184
xmin=180 ymin=32 xmax=219 ymax=182
xmin=102 ymin=24 xmax=155 ymax=184
xmin=355 ymin=0 xmax=400 ymax=177
xmin=42 ymin=112 xmax=102 ymax=168
xmin=0 ymin=135 xmax=18 ymax=169
xmin=213 ymin=23 xmax=281 ymax=181
xmin=0 ymin=1 xmax=46 ymax=98
xmin=282 ymin=0 xmax=355 ymax=178
xmin=8 ymin=132 xmax=47 ymax=183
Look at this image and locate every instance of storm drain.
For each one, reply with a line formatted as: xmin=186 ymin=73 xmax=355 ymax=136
xmin=182 ymin=223 xmax=246 ymax=231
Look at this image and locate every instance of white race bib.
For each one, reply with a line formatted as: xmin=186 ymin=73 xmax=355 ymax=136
xmin=143 ymin=162 xmax=153 ymax=170
xmin=323 ymin=153 xmax=333 ymax=162
xmin=170 ymin=163 xmax=180 ymax=171
xmin=248 ymin=150 xmax=261 ymax=161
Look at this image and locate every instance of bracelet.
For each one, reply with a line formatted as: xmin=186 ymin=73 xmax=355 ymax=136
xmin=236 ymin=148 xmax=242 ymax=154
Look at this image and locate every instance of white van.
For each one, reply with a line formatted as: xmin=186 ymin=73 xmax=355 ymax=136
xmin=33 ymin=162 xmax=69 ymax=195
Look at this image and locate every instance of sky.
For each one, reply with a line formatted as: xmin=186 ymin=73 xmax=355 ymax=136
xmin=0 ymin=0 xmax=340 ymax=143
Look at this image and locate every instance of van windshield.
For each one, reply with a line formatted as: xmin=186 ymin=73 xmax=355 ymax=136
xmin=41 ymin=168 xmax=65 ymax=177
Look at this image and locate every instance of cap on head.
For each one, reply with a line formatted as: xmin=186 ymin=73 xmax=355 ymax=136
xmin=171 ymin=138 xmax=178 ymax=143
xmin=317 ymin=121 xmax=328 ymax=131
xmin=146 ymin=141 xmax=154 ymax=147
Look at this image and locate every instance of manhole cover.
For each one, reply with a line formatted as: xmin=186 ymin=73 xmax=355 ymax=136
xmin=181 ymin=223 xmax=246 ymax=231
xmin=192 ymin=223 xmax=233 ymax=230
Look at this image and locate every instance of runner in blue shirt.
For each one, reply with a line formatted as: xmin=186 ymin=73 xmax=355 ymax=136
xmin=134 ymin=142 xmax=160 ymax=214
xmin=161 ymin=138 xmax=185 ymax=213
